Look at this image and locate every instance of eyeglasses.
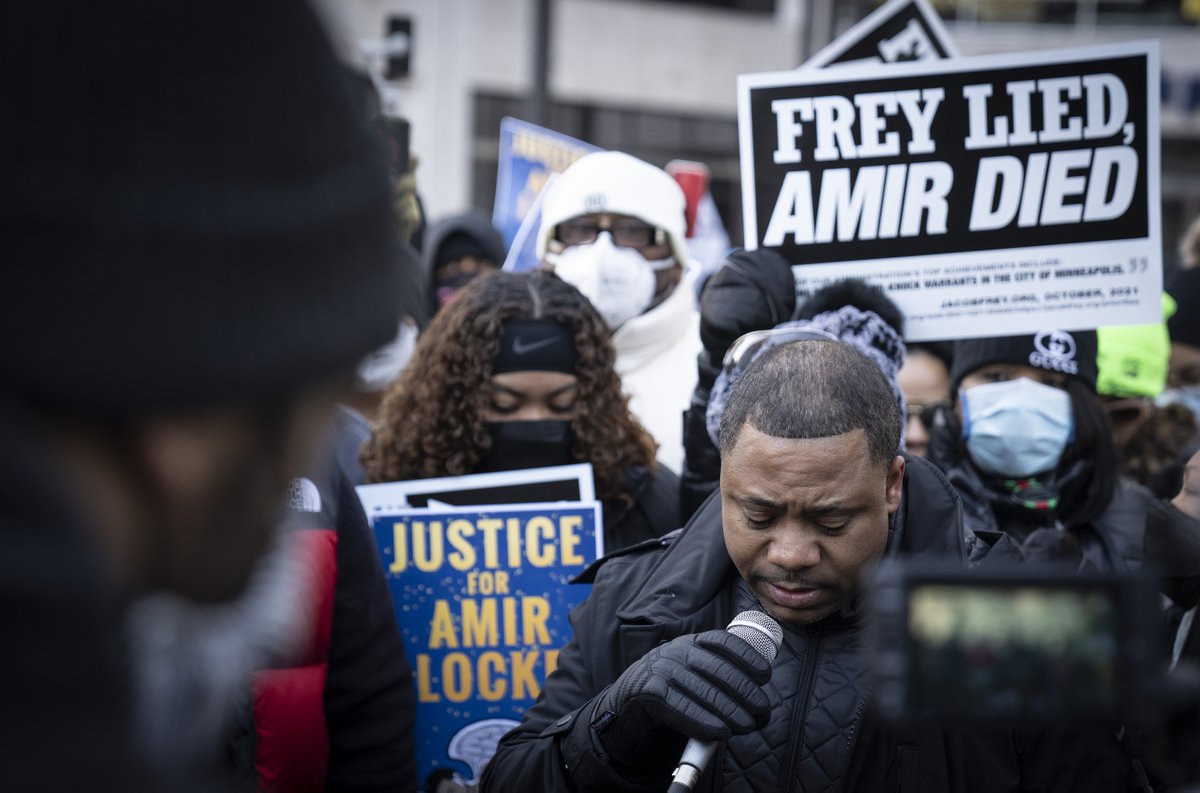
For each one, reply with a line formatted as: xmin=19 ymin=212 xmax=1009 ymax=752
xmin=722 ymin=326 xmax=840 ymax=370
xmin=905 ymin=400 xmax=950 ymax=431
xmin=555 ymin=218 xmax=666 ymax=249
xmin=1102 ymin=397 xmax=1149 ymax=425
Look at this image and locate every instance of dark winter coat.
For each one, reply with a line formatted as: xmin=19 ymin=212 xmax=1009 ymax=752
xmin=607 ymin=463 xmax=681 ymax=551
xmin=0 ymin=396 xmax=157 ymax=790
xmin=928 ymin=423 xmax=1149 ymax=571
xmin=232 ymin=416 xmax=418 ymax=792
xmin=482 ymin=455 xmax=1132 ymax=792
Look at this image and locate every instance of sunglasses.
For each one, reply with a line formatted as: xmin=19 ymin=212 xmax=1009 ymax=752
xmin=554 ymin=218 xmax=666 ymax=249
xmin=722 ymin=326 xmax=841 ymax=370
xmin=905 ymin=400 xmax=950 ymax=431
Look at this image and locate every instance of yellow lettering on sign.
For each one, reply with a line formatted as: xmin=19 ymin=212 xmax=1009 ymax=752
xmin=429 ymin=599 xmax=458 ymax=649
xmin=526 ymin=516 xmax=556 ymax=567
xmin=388 ymin=521 xmax=408 ymax=574
xmin=443 ymin=654 xmax=471 ymax=703
xmin=511 ymin=650 xmax=540 ymax=699
xmin=506 ymin=517 xmax=523 ymax=567
xmin=417 ymin=648 xmax=570 ymax=703
xmin=415 ymin=654 xmax=440 ymax=703
xmin=446 ymin=519 xmax=476 ymax=570
xmin=478 ymin=651 xmax=507 ymax=701
xmin=560 ymin=515 xmax=584 ymax=565
xmin=477 ymin=518 xmax=503 ymax=568
xmin=522 ymin=596 xmax=551 ymax=645
xmin=390 ymin=513 xmax=595 ymax=572
xmin=412 ymin=520 xmax=444 ymax=572
xmin=461 ymin=599 xmax=498 ymax=648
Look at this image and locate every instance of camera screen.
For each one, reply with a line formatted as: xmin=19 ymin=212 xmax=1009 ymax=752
xmin=907 ymin=584 xmax=1120 ymax=720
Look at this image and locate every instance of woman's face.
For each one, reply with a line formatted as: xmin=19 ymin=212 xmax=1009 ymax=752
xmin=898 ymin=350 xmax=950 ymax=458
xmin=485 ymin=370 xmax=578 ymax=422
xmin=955 ymin=362 xmax=1068 ymax=423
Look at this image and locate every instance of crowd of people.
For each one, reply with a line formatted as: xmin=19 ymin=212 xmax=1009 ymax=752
xmin=7 ymin=1 xmax=1200 ymax=792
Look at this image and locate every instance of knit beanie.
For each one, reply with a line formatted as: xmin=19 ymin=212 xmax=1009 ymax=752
xmin=535 ymin=151 xmax=690 ymax=268
xmin=1167 ymin=268 xmax=1200 ymax=349
xmin=431 ymin=212 xmax=508 ymax=271
xmin=949 ymin=330 xmax=1099 ymax=394
xmin=1096 ymin=294 xmax=1175 ymax=398
xmin=1 ymin=0 xmax=402 ymax=416
xmin=706 ymin=307 xmax=907 ymax=446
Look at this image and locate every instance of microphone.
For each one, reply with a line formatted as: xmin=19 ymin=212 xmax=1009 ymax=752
xmin=667 ymin=610 xmax=783 ymax=793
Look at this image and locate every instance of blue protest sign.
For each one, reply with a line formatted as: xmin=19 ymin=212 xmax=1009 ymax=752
xmin=359 ymin=498 xmax=603 ymax=787
xmin=493 ymin=117 xmax=600 ymax=261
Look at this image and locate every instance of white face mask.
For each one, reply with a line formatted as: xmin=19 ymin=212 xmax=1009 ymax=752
xmin=961 ymin=377 xmax=1074 ymax=478
xmin=355 ymin=318 xmax=419 ymax=392
xmin=548 ymin=234 xmax=671 ymax=329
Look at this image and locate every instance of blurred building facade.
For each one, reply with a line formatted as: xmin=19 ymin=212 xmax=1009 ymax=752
xmin=332 ymin=0 xmax=1200 ymax=266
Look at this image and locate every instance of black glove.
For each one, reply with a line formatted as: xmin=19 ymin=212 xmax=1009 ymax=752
xmin=699 ymin=249 xmax=796 ymax=363
xmin=588 ymin=630 xmax=772 ymax=775
xmin=680 ymin=351 xmax=723 ymax=521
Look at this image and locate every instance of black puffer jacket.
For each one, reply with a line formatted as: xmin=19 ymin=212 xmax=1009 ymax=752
xmin=482 ymin=456 xmax=1131 ymax=792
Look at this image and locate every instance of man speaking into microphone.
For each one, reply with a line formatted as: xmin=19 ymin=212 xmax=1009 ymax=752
xmin=481 ymin=339 xmax=1134 ymax=793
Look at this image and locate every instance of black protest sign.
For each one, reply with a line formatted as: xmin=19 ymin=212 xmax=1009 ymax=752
xmin=738 ymin=42 xmax=1161 ymax=340
xmin=803 ymin=0 xmax=957 ymax=69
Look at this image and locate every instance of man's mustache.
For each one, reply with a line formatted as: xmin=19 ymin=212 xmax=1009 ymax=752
xmin=756 ymin=571 xmax=831 ymax=589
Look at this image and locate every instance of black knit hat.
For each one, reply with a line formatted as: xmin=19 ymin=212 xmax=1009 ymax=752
xmin=0 ymin=0 xmax=402 ymax=415
xmin=1167 ymin=268 xmax=1200 ymax=349
xmin=950 ymin=330 xmax=1099 ymax=393
xmin=436 ymin=233 xmax=496 ymax=269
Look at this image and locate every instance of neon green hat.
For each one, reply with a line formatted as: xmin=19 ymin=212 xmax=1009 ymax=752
xmin=1096 ymin=293 xmax=1176 ymax=398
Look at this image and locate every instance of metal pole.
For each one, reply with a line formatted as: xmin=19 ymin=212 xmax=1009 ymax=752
xmin=529 ymin=0 xmax=552 ymax=125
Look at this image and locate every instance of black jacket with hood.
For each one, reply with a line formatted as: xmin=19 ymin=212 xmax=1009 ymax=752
xmin=481 ymin=454 xmax=1132 ymax=793
xmin=420 ymin=211 xmax=507 ymax=315
xmin=927 ymin=417 xmax=1150 ymax=571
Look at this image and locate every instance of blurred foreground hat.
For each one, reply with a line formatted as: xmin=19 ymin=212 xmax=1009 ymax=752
xmin=950 ymin=330 xmax=1098 ymax=393
xmin=0 ymin=0 xmax=402 ymax=415
xmin=535 ymin=151 xmax=690 ymax=267
xmin=1096 ymin=294 xmax=1175 ymax=398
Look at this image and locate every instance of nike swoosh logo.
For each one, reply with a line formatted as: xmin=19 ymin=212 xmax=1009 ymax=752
xmin=512 ymin=336 xmax=558 ymax=355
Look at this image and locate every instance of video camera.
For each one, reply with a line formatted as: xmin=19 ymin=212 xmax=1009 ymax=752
xmin=867 ymin=560 xmax=1165 ymax=727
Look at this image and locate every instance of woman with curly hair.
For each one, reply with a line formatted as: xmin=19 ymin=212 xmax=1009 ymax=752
xmin=362 ymin=270 xmax=679 ymax=551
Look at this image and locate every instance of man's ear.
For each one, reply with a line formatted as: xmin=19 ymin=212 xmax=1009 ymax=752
xmin=885 ymin=455 xmax=905 ymax=515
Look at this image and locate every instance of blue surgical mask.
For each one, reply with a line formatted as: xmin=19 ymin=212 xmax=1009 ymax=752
xmin=1157 ymin=383 xmax=1200 ymax=419
xmin=961 ymin=377 xmax=1074 ymax=478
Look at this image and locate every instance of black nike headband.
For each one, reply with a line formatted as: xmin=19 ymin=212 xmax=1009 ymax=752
xmin=493 ymin=319 xmax=578 ymax=375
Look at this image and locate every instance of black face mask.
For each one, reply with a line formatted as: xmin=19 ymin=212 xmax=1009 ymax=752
xmin=480 ymin=420 xmax=575 ymax=472
xmin=435 ymin=272 xmax=480 ymax=307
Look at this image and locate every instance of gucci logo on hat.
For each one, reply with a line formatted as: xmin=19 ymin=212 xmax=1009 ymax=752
xmin=584 ymin=192 xmax=607 ymax=212
xmin=1029 ymin=330 xmax=1079 ymax=375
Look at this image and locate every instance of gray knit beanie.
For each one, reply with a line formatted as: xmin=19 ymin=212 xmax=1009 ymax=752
xmin=706 ymin=307 xmax=908 ymax=447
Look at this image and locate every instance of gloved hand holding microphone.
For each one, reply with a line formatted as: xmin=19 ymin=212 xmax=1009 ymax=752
xmin=586 ymin=611 xmax=783 ymax=790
